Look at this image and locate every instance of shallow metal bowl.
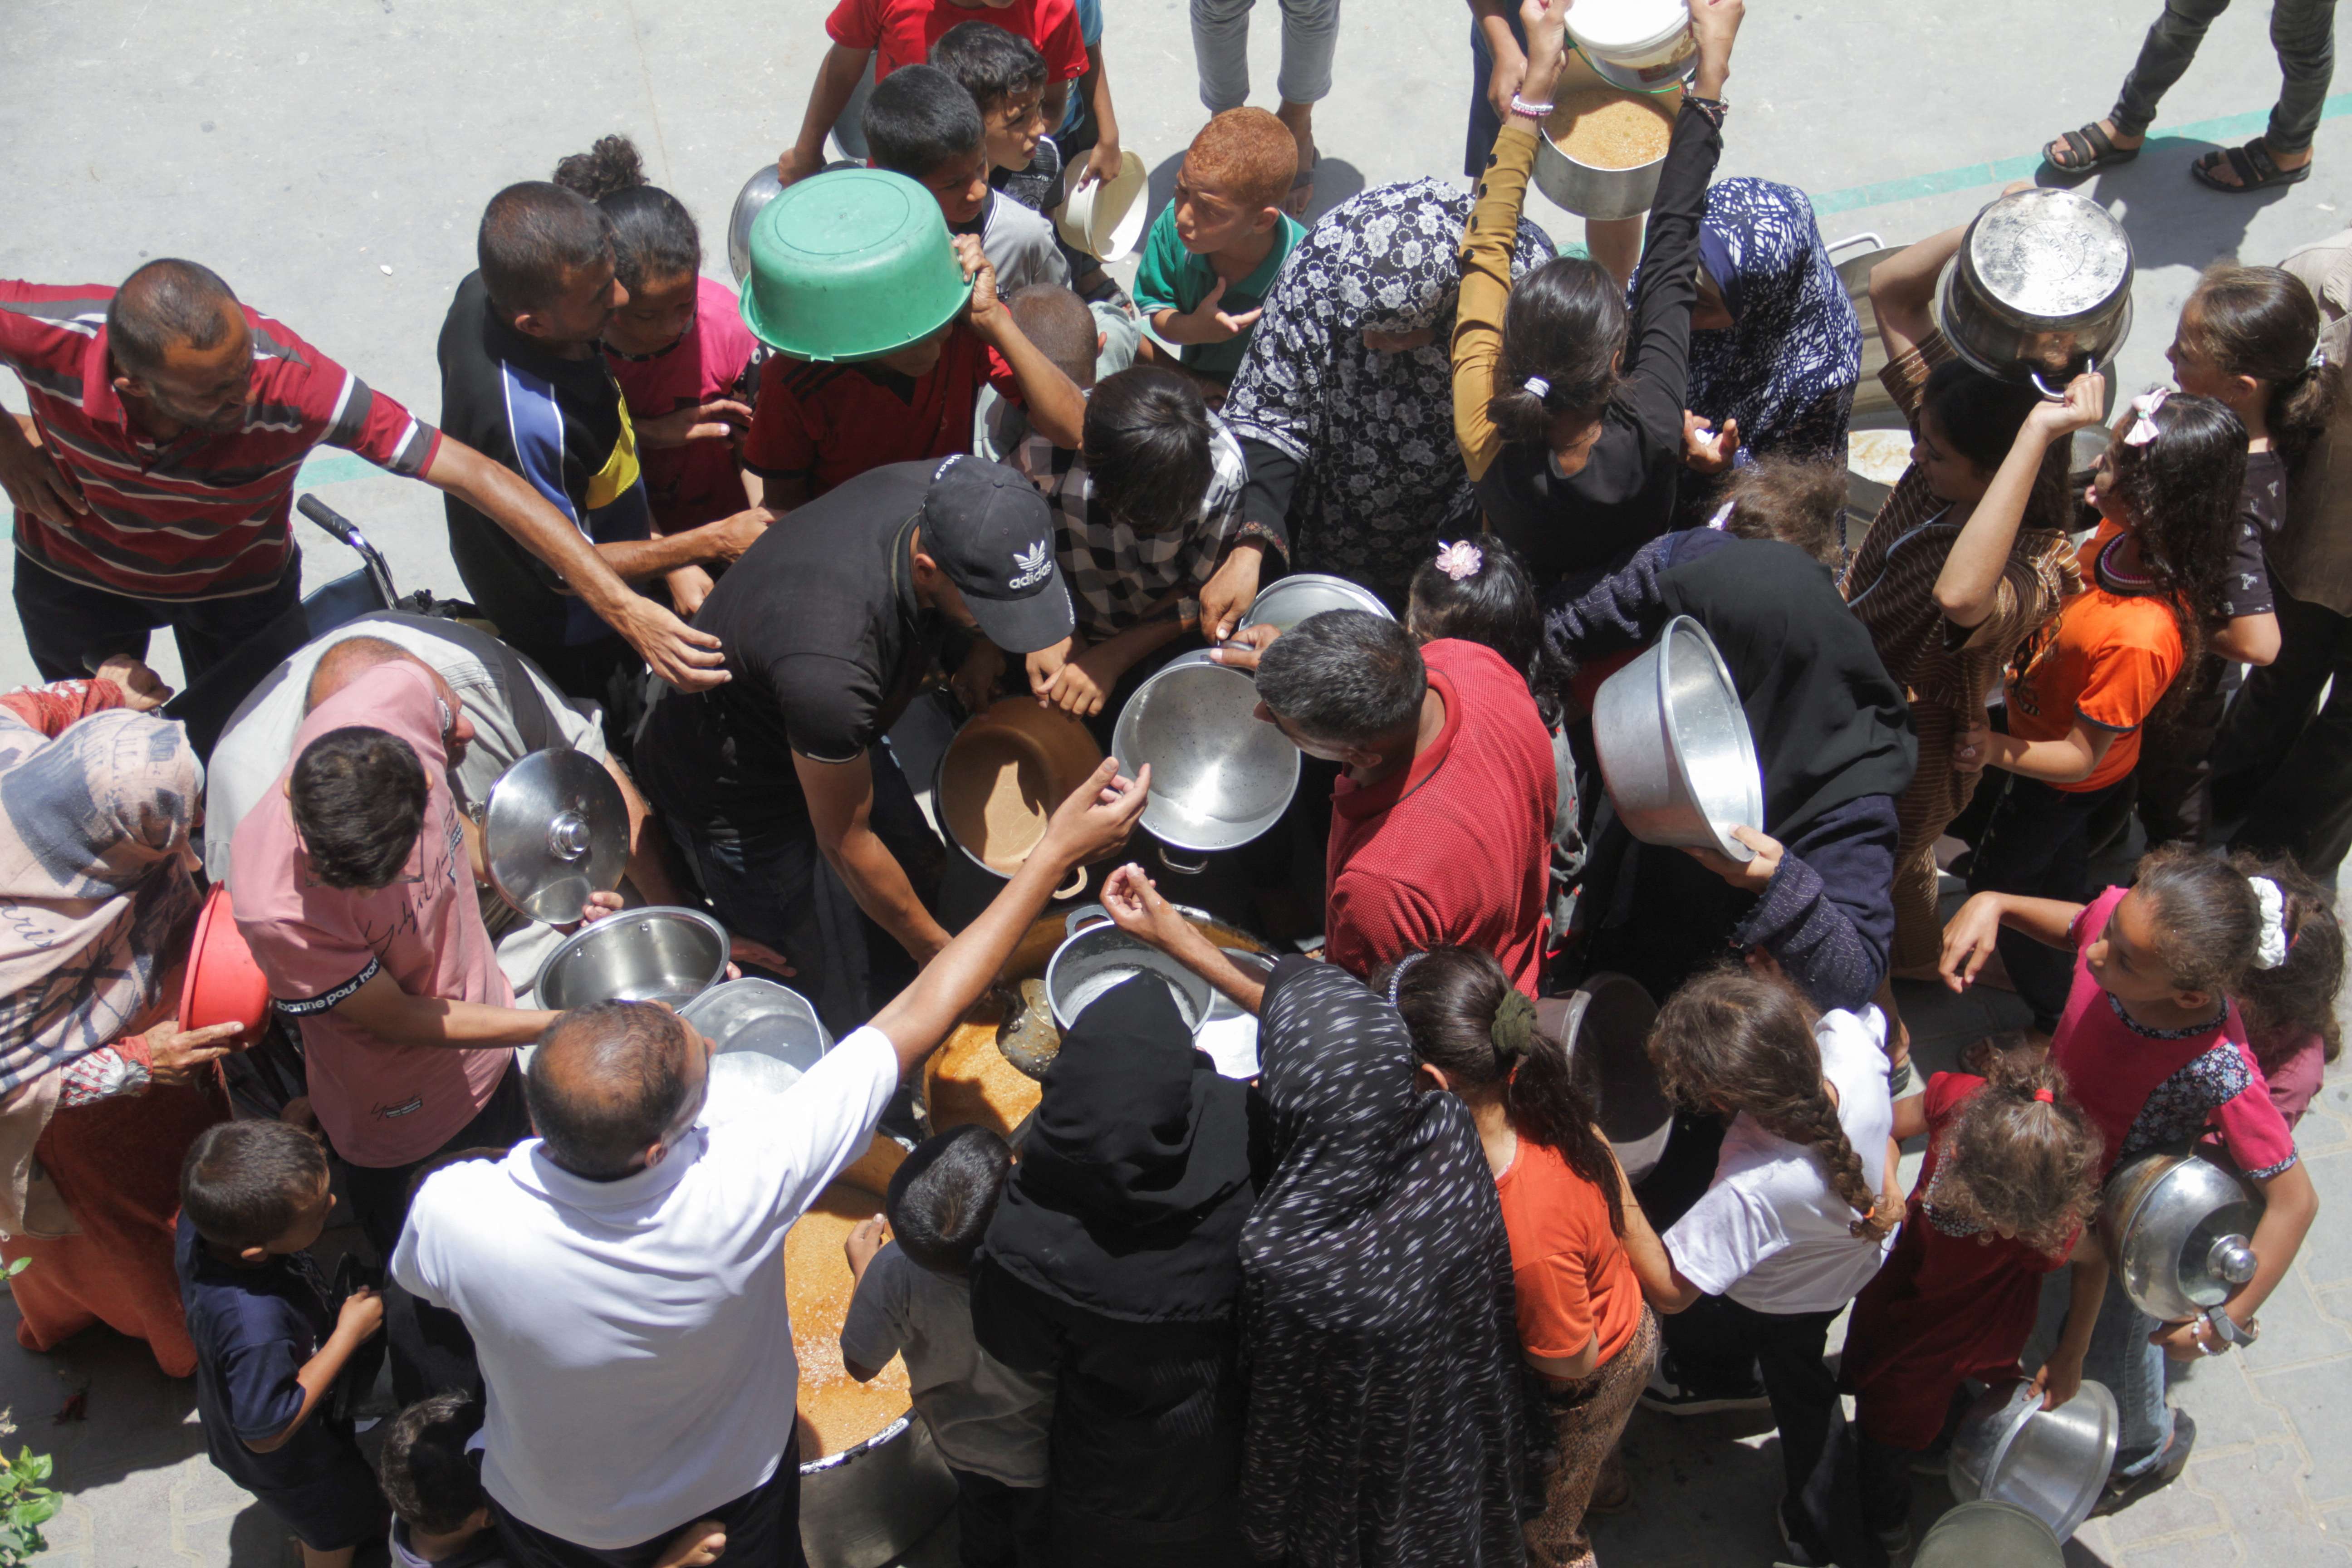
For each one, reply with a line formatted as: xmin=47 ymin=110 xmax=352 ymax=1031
xmin=1236 ymin=573 xmax=1394 ymax=635
xmin=534 ymin=907 xmax=728 ymax=1011
xmin=1948 ymin=1377 xmax=2119 ymax=1542
xmin=1111 ymin=650 xmax=1300 ymax=855
xmin=1914 ymin=1500 xmax=2064 ymax=1568
xmin=1591 ymin=616 xmax=1764 ymax=862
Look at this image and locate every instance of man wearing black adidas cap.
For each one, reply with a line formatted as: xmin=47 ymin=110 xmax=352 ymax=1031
xmin=636 ymin=454 xmax=1078 ymax=1029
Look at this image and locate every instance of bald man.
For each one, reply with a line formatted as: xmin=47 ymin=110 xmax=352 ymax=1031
xmin=0 ymin=259 xmax=726 ymax=691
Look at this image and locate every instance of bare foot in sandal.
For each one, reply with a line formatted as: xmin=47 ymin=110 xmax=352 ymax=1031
xmin=2044 ymin=118 xmax=2144 ymax=175
xmin=1276 ymin=100 xmax=1318 ymax=218
xmin=2193 ymin=136 xmax=2313 ymax=192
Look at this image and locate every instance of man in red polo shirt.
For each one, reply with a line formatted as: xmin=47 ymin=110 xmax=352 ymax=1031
xmin=0 ymin=259 xmax=724 ymax=690
xmin=1232 ymin=607 xmax=1556 ymax=998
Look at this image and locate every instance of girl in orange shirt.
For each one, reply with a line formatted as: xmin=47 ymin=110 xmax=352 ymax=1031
xmin=1387 ymin=946 xmax=1668 ymax=1568
xmin=1964 ymin=390 xmax=2246 ymax=1024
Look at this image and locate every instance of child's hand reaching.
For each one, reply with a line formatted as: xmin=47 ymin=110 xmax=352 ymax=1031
xmin=1027 ymin=635 xmax=1078 ymax=704
xmin=2030 ymin=1348 xmax=2086 ymax=1410
xmin=845 ymin=1215 xmax=889 ymax=1282
xmin=1682 ymin=826 xmax=1783 ymax=892
xmin=653 ymin=1519 xmax=727 ymax=1568
xmin=2027 ymin=370 xmax=2106 ymax=438
xmin=956 ymin=235 xmax=1004 ymax=333
xmin=334 ymin=1286 xmax=386 ymax=1345
xmin=1938 ymin=892 xmax=2007 ymax=992
xmin=1681 ymin=412 xmax=1739 ymax=475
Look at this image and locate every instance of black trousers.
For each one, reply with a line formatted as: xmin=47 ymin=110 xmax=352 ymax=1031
xmin=951 ymin=1469 xmax=1053 ymax=1568
xmin=2215 ymin=582 xmax=2352 ymax=880
xmin=2134 ymin=653 xmax=2232 ymax=848
xmin=12 ymin=550 xmax=301 ymax=681
xmin=1965 ymin=773 xmax=2128 ymax=1026
xmin=1658 ymin=1295 xmax=1856 ymax=1565
xmin=493 ymin=1438 xmax=806 ymax=1568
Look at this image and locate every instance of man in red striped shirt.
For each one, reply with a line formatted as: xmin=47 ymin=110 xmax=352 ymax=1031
xmin=0 ymin=260 xmax=725 ymax=690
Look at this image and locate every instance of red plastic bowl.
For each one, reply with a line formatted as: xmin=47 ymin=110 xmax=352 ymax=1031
xmin=180 ymin=884 xmax=269 ymax=1047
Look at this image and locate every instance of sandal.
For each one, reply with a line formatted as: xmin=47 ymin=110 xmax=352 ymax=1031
xmin=1286 ymin=148 xmax=1320 ymax=219
xmin=2192 ymin=139 xmax=2313 ymax=193
xmin=2044 ymin=122 xmax=2141 ymax=176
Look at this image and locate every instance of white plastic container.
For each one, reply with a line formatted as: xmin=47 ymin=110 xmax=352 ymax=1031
xmin=1565 ymin=0 xmax=1697 ymax=90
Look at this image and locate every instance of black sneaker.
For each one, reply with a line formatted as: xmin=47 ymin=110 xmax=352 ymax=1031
xmin=1641 ymin=1355 xmax=1773 ymax=1416
xmin=2093 ymin=1410 xmax=2196 ymax=1517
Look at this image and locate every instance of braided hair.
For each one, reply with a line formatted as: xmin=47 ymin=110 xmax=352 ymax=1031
xmin=1383 ymin=946 xmax=1624 ymax=1236
xmin=1647 ymin=966 xmax=1896 ymax=1243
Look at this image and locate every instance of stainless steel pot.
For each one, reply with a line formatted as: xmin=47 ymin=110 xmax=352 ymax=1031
xmin=1531 ymin=108 xmax=1673 ymax=223
xmin=2100 ymin=1143 xmax=2265 ymax=1323
xmin=1538 ymin=972 xmax=1671 ymax=1182
xmin=1044 ymin=920 xmax=1217 ymax=1034
xmin=799 ymin=1411 xmax=958 ymax=1568
xmin=1947 ymin=1377 xmax=2118 ymax=1541
xmin=1934 ymin=187 xmax=2134 ymax=397
xmin=1591 ymin=616 xmax=1764 ymax=862
xmin=534 ymin=907 xmax=729 ymax=1010
xmin=728 ymin=165 xmax=786 ymax=285
xmin=683 ymin=978 xmax=832 ymax=1095
xmin=1235 ymin=574 xmax=1394 ymax=635
xmin=1913 ymin=1500 xmax=2064 ymax=1568
xmin=1110 ymin=649 xmax=1300 ymax=870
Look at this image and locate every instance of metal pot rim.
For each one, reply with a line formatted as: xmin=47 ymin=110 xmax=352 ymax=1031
xmin=530 ymin=905 xmax=728 ymax=1003
xmin=799 ymin=1410 xmax=916 ymax=1474
xmin=1110 ymin=652 xmax=1301 ymax=855
xmin=1654 ymin=617 xmax=1763 ymax=862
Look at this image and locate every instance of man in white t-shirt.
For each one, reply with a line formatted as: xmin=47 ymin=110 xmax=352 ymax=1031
xmin=1635 ymin=1005 xmax=1900 ymax=1568
xmin=391 ymin=757 xmax=1147 ymax=1566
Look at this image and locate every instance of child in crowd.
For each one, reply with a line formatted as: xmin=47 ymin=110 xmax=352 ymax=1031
xmin=2228 ymin=853 xmax=2345 ymax=1127
xmin=777 ymin=0 xmax=1087 ymax=186
xmin=1714 ymin=457 xmax=1847 ymax=569
xmin=1635 ymin=967 xmax=1900 ymax=1568
xmin=1018 ymin=363 xmax=1273 ymax=717
xmin=1941 ymin=847 xmax=2320 ymax=1504
xmin=931 ymin=22 xmax=1063 ymax=214
xmin=550 ymin=135 xmax=766 ymax=615
xmin=872 ymin=58 xmax=1069 ymax=296
xmin=1133 ymin=108 xmax=1305 ymax=388
xmin=1840 ymin=1039 xmax=2109 ymax=1563
xmin=1388 ymin=945 xmax=1666 ymax=1568
xmin=380 ymin=1391 xmax=726 ymax=1568
xmin=739 ymin=185 xmax=1084 ymax=505
xmin=2136 ymin=264 xmax=2336 ymax=844
xmin=177 ymin=1122 xmax=386 ymax=1568
xmin=842 ymin=1126 xmax=1055 ymax=1568
xmin=1965 ymin=392 xmax=2248 ymax=1024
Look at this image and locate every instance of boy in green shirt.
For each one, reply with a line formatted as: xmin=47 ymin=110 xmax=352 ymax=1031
xmin=1132 ymin=107 xmax=1305 ymax=386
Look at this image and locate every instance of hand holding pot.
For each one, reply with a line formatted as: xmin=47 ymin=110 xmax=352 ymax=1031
xmin=1101 ymin=863 xmax=1208 ymax=960
xmin=1039 ymin=757 xmax=1151 ymax=870
xmin=1516 ymin=0 xmax=1571 ymax=104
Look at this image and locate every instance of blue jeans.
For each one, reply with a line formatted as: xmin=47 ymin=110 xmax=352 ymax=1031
xmin=2027 ymin=1263 xmax=2173 ymax=1477
xmin=661 ymin=743 xmax=942 ymax=1038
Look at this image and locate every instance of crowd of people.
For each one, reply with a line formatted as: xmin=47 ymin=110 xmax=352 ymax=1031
xmin=0 ymin=0 xmax=2347 ymax=1565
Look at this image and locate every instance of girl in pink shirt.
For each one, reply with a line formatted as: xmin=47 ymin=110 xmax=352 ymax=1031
xmin=2231 ymin=853 xmax=2344 ymax=1128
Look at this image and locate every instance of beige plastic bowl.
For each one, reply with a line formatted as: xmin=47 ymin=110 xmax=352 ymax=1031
xmin=1054 ymin=148 xmax=1148 ymax=262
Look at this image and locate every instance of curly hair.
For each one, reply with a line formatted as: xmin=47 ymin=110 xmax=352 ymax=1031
xmin=2230 ymin=851 xmax=2346 ymax=1073
xmin=1646 ymin=967 xmax=1897 ymax=1242
xmin=1383 ymin=946 xmax=1623 ymax=1235
xmin=2103 ymin=391 xmax=2247 ymax=664
xmin=1932 ymin=1036 xmax=2104 ymax=1258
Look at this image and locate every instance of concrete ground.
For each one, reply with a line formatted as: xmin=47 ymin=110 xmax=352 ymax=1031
xmin=4 ymin=0 xmax=2351 ymax=1563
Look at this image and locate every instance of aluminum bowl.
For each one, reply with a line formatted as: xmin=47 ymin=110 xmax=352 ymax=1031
xmin=1044 ymin=921 xmax=1216 ymax=1035
xmin=683 ymin=978 xmax=832 ymax=1096
xmin=1934 ymin=186 xmax=2134 ymax=395
xmin=1235 ymin=573 xmax=1394 ymax=635
xmin=1111 ymin=650 xmax=1300 ymax=857
xmin=727 ymin=164 xmax=785 ymax=286
xmin=1913 ymin=1500 xmax=2064 ymax=1568
xmin=1531 ymin=85 xmax=1680 ymax=222
xmin=1591 ymin=616 xmax=1764 ymax=862
xmin=1948 ymin=1377 xmax=2119 ymax=1542
xmin=534 ymin=907 xmax=728 ymax=1011
xmin=799 ymin=1411 xmax=958 ymax=1568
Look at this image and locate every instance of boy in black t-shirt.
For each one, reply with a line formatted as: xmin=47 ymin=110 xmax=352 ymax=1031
xmin=177 ymin=1121 xmax=386 ymax=1568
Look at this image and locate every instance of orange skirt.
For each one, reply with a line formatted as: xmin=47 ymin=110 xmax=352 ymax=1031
xmin=3 ymin=1073 xmax=230 ymax=1378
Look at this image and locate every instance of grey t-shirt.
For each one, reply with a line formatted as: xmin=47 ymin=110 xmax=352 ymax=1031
xmin=840 ymin=1242 xmax=1054 ymax=1486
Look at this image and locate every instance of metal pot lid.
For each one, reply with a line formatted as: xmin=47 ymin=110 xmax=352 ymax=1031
xmin=482 ymin=747 xmax=628 ymax=924
xmin=1962 ymin=189 xmax=2133 ymax=327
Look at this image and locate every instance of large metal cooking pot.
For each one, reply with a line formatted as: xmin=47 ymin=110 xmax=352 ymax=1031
xmin=1236 ymin=573 xmax=1393 ymax=636
xmin=1538 ymin=972 xmax=1672 ymax=1182
xmin=1948 ymin=1377 xmax=2118 ymax=1541
xmin=1934 ymin=187 xmax=2134 ymax=398
xmin=1591 ymin=616 xmax=1764 ymax=862
xmin=934 ymin=697 xmax=1104 ymax=898
xmin=1111 ymin=649 xmax=1300 ymax=872
xmin=1912 ymin=1500 xmax=2064 ymax=1568
xmin=2100 ymin=1143 xmax=2264 ymax=1323
xmin=1531 ymin=89 xmax=1680 ymax=222
xmin=1044 ymin=920 xmax=1216 ymax=1034
xmin=800 ymin=1410 xmax=958 ymax=1568
xmin=534 ymin=907 xmax=729 ymax=1010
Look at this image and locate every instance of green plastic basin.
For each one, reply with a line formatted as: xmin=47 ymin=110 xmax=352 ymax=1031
xmin=738 ymin=168 xmax=973 ymax=363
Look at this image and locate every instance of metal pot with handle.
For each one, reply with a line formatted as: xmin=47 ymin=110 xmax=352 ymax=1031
xmin=1110 ymin=649 xmax=1300 ymax=877
xmin=933 ymin=697 xmax=1105 ymax=900
xmin=2099 ymin=1143 xmax=2265 ymax=1323
xmin=1934 ymin=186 xmax=2134 ymax=399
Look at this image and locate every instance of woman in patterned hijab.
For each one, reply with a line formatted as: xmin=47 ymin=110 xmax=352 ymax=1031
xmin=1238 ymin=955 xmax=1548 ymax=1566
xmin=1223 ymin=178 xmax=1555 ymax=607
